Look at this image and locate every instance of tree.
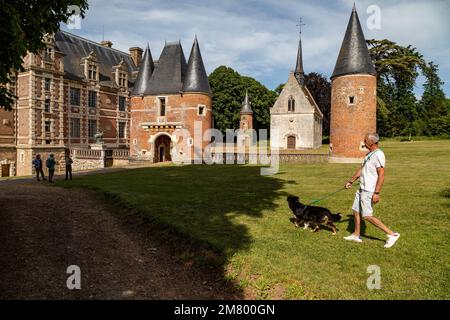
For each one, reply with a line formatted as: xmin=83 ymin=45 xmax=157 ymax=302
xmin=367 ymin=39 xmax=426 ymax=136
xmin=304 ymin=72 xmax=331 ymax=136
xmin=208 ymin=66 xmax=276 ymax=135
xmin=274 ymin=83 xmax=285 ymax=95
xmin=0 ymin=0 xmax=89 ymax=110
xmin=420 ymin=62 xmax=447 ymax=119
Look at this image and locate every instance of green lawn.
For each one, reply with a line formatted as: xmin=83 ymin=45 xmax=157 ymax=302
xmin=58 ymin=140 xmax=450 ymax=299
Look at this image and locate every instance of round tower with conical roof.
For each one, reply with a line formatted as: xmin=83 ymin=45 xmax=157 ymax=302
xmin=330 ymin=4 xmax=377 ymax=162
xmin=240 ymin=91 xmax=253 ymax=131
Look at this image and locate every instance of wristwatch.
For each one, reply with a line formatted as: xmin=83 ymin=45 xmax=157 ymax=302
xmin=374 ymin=192 xmax=380 ymax=195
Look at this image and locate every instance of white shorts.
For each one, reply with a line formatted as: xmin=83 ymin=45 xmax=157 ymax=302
xmin=352 ymin=190 xmax=374 ymax=217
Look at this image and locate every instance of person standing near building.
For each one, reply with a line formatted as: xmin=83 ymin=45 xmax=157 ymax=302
xmin=32 ymin=154 xmax=46 ymax=181
xmin=343 ymin=133 xmax=400 ymax=248
xmin=65 ymin=153 xmax=73 ymax=180
xmin=46 ymin=154 xmax=56 ymax=183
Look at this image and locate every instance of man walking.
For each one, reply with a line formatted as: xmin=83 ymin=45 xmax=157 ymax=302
xmin=46 ymin=154 xmax=56 ymax=183
xmin=32 ymin=154 xmax=46 ymax=181
xmin=65 ymin=153 xmax=73 ymax=180
xmin=344 ymin=133 xmax=400 ymax=248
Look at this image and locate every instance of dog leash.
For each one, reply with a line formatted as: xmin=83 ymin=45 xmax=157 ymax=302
xmin=308 ymin=182 xmax=360 ymax=205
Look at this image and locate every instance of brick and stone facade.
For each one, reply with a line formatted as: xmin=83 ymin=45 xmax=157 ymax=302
xmin=330 ymin=75 xmax=376 ymax=160
xmin=0 ymin=31 xmax=137 ymax=176
xmin=1 ymin=32 xmax=213 ymax=176
xmin=130 ymin=38 xmax=212 ymax=163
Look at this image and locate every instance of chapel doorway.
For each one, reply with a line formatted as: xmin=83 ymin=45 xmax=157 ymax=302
xmin=287 ymin=135 xmax=296 ymax=149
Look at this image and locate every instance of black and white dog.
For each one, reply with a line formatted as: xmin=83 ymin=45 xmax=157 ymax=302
xmin=287 ymin=195 xmax=342 ymax=235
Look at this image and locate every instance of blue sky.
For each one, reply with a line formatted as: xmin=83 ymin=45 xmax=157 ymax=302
xmin=61 ymin=0 xmax=450 ymax=97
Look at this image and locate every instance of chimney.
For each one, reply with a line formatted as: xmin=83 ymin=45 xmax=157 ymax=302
xmin=129 ymin=47 xmax=143 ymax=67
xmin=100 ymin=40 xmax=113 ymax=48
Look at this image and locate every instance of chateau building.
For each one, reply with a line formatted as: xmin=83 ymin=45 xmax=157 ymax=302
xmin=129 ymin=37 xmax=212 ymax=163
xmin=0 ymin=31 xmax=212 ymax=176
xmin=0 ymin=5 xmax=377 ymax=176
xmin=270 ymin=33 xmax=323 ymax=150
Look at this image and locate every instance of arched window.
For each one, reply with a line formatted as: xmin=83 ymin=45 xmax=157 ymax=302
xmin=288 ymin=97 xmax=295 ymax=112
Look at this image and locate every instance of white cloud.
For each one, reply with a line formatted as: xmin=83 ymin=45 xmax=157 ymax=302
xmin=63 ymin=0 xmax=450 ymax=95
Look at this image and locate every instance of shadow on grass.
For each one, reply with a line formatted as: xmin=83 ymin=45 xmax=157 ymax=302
xmin=59 ymin=164 xmax=289 ymax=298
xmin=441 ymin=188 xmax=450 ymax=208
xmin=344 ymin=214 xmax=384 ymax=242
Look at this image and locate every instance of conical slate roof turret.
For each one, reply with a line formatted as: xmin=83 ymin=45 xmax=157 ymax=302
xmin=145 ymin=41 xmax=187 ymax=95
xmin=240 ymin=91 xmax=253 ymax=114
xmin=131 ymin=44 xmax=155 ymax=96
xmin=294 ymin=36 xmax=305 ymax=86
xmin=331 ymin=4 xmax=376 ymax=79
xmin=182 ymin=37 xmax=211 ymax=94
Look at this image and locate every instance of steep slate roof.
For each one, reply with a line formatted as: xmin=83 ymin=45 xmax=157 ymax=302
xmin=54 ymin=31 xmax=138 ymax=85
xmin=240 ymin=91 xmax=253 ymax=114
xmin=131 ymin=44 xmax=155 ymax=95
xmin=144 ymin=42 xmax=187 ymax=95
xmin=294 ymin=37 xmax=305 ymax=86
xmin=331 ymin=5 xmax=376 ymax=79
xmin=182 ymin=37 xmax=211 ymax=94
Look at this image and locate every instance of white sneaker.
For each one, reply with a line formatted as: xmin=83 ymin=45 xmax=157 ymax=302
xmin=384 ymin=233 xmax=400 ymax=248
xmin=343 ymin=234 xmax=363 ymax=243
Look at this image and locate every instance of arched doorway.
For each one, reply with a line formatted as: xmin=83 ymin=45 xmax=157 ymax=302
xmin=287 ymin=135 xmax=296 ymax=149
xmin=154 ymin=134 xmax=172 ymax=163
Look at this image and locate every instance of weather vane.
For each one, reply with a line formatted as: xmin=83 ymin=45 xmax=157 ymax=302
xmin=296 ymin=17 xmax=306 ymax=36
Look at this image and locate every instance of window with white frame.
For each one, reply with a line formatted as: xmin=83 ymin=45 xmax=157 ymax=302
xmin=88 ymin=63 xmax=98 ymax=81
xmin=349 ymin=96 xmax=355 ymax=105
xmin=44 ymin=47 xmax=53 ymax=60
xmin=118 ymin=71 xmax=128 ymax=88
xmin=198 ymin=105 xmax=206 ymax=116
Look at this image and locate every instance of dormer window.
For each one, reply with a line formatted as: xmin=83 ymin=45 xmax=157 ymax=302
xmin=44 ymin=47 xmax=53 ymax=60
xmin=88 ymin=63 xmax=97 ymax=81
xmin=82 ymin=51 xmax=99 ymax=82
xmin=288 ymin=96 xmax=295 ymax=112
xmin=113 ymin=58 xmax=128 ymax=88
xmin=118 ymin=71 xmax=128 ymax=88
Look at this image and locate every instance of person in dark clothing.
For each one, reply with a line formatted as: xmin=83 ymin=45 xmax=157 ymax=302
xmin=46 ymin=154 xmax=56 ymax=183
xmin=32 ymin=154 xmax=46 ymax=181
xmin=65 ymin=154 xmax=73 ymax=180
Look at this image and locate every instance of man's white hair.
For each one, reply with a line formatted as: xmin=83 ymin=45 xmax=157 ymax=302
xmin=366 ymin=133 xmax=380 ymax=144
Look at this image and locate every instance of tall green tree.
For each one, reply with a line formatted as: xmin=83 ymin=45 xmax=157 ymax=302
xmin=367 ymin=39 xmax=425 ymax=136
xmin=304 ymin=72 xmax=331 ymax=137
xmin=208 ymin=66 xmax=276 ymax=134
xmin=420 ymin=62 xmax=447 ymax=118
xmin=0 ymin=0 xmax=89 ymax=110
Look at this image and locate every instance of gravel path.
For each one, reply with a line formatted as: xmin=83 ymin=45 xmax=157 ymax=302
xmin=0 ymin=180 xmax=240 ymax=299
